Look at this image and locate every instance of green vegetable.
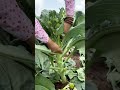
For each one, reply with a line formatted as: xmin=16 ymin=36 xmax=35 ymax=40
xmin=69 ymin=83 xmax=75 ymax=89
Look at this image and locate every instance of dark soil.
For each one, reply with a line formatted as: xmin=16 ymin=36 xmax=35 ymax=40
xmin=54 ymin=82 xmax=68 ymax=90
xmin=64 ymin=51 xmax=81 ymax=68
xmin=72 ymin=53 xmax=81 ymax=68
xmin=86 ymin=57 xmax=112 ymax=90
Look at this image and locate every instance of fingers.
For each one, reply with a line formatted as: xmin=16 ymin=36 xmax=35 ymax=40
xmin=53 ymin=48 xmax=63 ymax=54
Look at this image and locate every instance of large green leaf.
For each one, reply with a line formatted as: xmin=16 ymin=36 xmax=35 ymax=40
xmin=35 ymin=85 xmax=49 ymax=90
xmin=35 ymin=49 xmax=50 ymax=70
xmin=35 ymin=74 xmax=55 ymax=90
xmin=73 ymin=11 xmax=85 ymax=26
xmin=107 ymin=71 xmax=120 ymax=90
xmin=63 ymin=23 xmax=85 ymax=45
xmin=35 ymin=45 xmax=52 ymax=54
xmin=71 ymin=77 xmax=85 ymax=90
xmin=77 ymin=68 xmax=85 ymax=82
xmin=86 ymin=0 xmax=120 ymax=27
xmin=0 ymin=45 xmax=34 ymax=69
xmin=86 ymin=1 xmax=120 ymax=90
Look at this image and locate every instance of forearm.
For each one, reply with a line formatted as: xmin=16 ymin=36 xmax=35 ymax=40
xmin=65 ymin=0 xmax=75 ymax=17
xmin=64 ymin=0 xmax=75 ymax=33
xmin=35 ymin=18 xmax=49 ymax=43
xmin=35 ymin=18 xmax=62 ymax=53
xmin=0 ymin=0 xmax=34 ymax=41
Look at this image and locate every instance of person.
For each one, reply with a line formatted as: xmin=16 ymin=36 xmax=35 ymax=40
xmin=0 ymin=0 xmax=75 ymax=54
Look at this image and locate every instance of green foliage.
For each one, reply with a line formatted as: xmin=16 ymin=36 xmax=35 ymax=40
xmin=36 ymin=8 xmax=65 ymax=42
xmin=35 ymin=8 xmax=85 ymax=90
xmin=86 ymin=0 xmax=120 ymax=90
xmin=35 ymin=74 xmax=55 ymax=90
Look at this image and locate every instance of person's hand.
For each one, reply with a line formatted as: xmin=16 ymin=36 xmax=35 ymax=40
xmin=46 ymin=38 xmax=63 ymax=54
xmin=25 ymin=35 xmax=62 ymax=54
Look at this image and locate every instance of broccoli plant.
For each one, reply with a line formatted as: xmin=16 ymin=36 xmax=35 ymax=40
xmin=35 ymin=9 xmax=85 ymax=90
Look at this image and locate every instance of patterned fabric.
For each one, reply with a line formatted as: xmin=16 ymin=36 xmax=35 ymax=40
xmin=65 ymin=0 xmax=75 ymax=17
xmin=35 ymin=18 xmax=49 ymax=43
xmin=0 ymin=0 xmax=75 ymax=43
xmin=0 ymin=0 xmax=34 ymax=41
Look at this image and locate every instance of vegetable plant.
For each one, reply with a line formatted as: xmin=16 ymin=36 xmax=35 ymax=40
xmin=35 ymin=9 xmax=85 ymax=90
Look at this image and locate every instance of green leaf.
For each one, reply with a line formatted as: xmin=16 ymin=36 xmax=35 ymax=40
xmin=63 ymin=23 xmax=85 ymax=45
xmin=76 ymin=40 xmax=85 ymax=55
xmin=86 ymin=0 xmax=120 ymax=27
xmin=56 ymin=22 xmax=64 ymax=35
xmin=0 ymin=45 xmax=34 ymax=69
xmin=35 ymin=49 xmax=50 ymax=70
xmin=35 ymin=74 xmax=55 ymax=90
xmin=107 ymin=71 xmax=120 ymax=90
xmin=71 ymin=77 xmax=85 ymax=90
xmin=66 ymin=70 xmax=76 ymax=80
xmin=73 ymin=11 xmax=85 ymax=26
xmin=35 ymin=85 xmax=49 ymax=90
xmin=77 ymin=68 xmax=85 ymax=82
xmin=35 ymin=45 xmax=52 ymax=54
